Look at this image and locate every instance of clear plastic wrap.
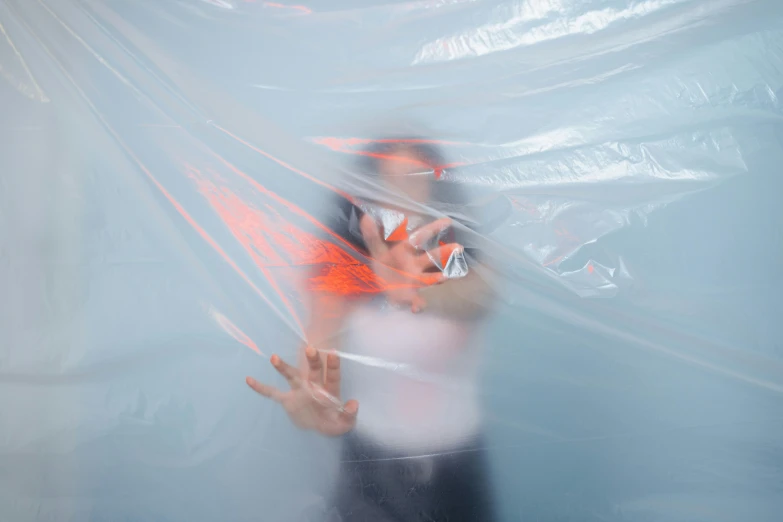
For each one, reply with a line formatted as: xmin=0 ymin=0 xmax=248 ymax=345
xmin=1 ymin=0 xmax=782 ymax=521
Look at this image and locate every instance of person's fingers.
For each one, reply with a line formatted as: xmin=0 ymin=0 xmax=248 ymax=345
xmin=421 ymin=242 xmax=462 ymax=271
xmin=340 ymin=399 xmax=359 ymax=419
xmin=246 ymin=376 xmax=282 ymax=402
xmin=323 ymin=352 xmax=342 ymax=398
xmin=271 ymin=354 xmax=300 ymax=388
xmin=409 ymin=217 xmax=452 ymax=249
xmin=418 ymin=271 xmax=447 ymax=287
xmin=359 ymin=214 xmax=386 ymax=257
xmin=322 ymin=399 xmax=357 ymax=436
xmin=305 ymin=345 xmax=323 ymax=383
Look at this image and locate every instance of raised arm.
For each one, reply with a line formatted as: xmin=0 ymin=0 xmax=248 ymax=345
xmin=360 ymin=212 xmax=496 ymax=320
xmin=246 ymin=277 xmax=360 ymax=437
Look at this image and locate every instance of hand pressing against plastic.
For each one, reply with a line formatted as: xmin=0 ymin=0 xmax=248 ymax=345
xmin=246 ymin=346 xmax=358 ymax=437
xmin=360 ymin=214 xmax=462 ymax=313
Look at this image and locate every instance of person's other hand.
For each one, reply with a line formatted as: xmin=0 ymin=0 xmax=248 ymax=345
xmin=246 ymin=347 xmax=358 ymax=437
xmin=360 ymin=214 xmax=462 ymax=313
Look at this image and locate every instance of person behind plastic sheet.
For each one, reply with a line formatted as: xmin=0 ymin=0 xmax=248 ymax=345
xmin=246 ymin=140 xmax=497 ymax=522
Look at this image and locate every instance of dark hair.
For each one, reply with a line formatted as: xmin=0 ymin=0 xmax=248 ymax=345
xmin=354 ymin=138 xmax=474 ymax=215
xmin=356 ymin=139 xmax=447 ymax=179
xmin=322 ymin=137 xmax=495 ymax=269
xmin=353 ymin=137 xmax=509 ymax=246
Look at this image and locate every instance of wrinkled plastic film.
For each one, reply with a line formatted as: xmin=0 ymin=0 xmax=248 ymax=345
xmin=2 ymin=0 xmax=783 ymax=521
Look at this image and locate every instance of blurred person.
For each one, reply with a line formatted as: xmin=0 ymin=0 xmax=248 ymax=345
xmin=246 ymin=139 xmax=497 ymax=522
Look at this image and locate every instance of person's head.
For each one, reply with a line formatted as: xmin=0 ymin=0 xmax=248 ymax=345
xmin=359 ymin=140 xmax=446 ymax=204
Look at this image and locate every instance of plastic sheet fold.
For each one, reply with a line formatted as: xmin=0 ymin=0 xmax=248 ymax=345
xmin=1 ymin=0 xmax=782 ymax=521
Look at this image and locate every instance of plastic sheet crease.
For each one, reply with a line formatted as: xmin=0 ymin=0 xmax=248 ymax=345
xmin=1 ymin=0 xmax=782 ymax=521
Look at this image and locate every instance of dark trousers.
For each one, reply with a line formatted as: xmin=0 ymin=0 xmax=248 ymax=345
xmin=326 ymin=434 xmax=497 ymax=522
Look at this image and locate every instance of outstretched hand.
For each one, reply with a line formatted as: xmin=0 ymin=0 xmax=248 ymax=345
xmin=246 ymin=347 xmax=358 ymax=437
xmin=360 ymin=214 xmax=462 ymax=313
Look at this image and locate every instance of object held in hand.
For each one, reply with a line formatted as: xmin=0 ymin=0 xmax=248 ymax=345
xmin=359 ymin=211 xmax=465 ymax=312
xmin=357 ymin=201 xmax=469 ymax=281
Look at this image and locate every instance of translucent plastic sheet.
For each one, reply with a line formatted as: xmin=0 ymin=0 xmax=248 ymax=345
xmin=1 ymin=0 xmax=782 ymax=520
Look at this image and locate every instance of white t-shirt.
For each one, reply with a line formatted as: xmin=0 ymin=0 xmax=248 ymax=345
xmin=341 ymin=300 xmax=483 ymax=454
